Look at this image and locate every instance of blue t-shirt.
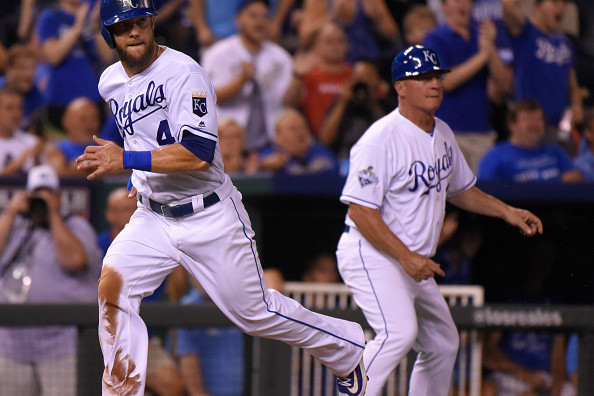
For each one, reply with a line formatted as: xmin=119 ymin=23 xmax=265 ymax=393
xmin=205 ymin=0 xmax=240 ymax=39
xmin=36 ymin=7 xmax=101 ymax=106
xmin=573 ymin=139 xmax=594 ymax=182
xmin=424 ymin=24 xmax=491 ymax=133
xmin=55 ymin=139 xmax=89 ymax=162
xmin=177 ymin=289 xmax=244 ymax=396
xmin=509 ymin=21 xmax=575 ymax=125
xmin=471 ymin=0 xmax=515 ymax=64
xmin=341 ymin=0 xmax=380 ymax=62
xmin=478 ymin=141 xmax=575 ymax=182
xmin=203 ymin=0 xmax=280 ymax=40
xmin=499 ymin=331 xmax=554 ymax=371
xmin=566 ymin=333 xmax=578 ymax=376
xmin=259 ymin=143 xmax=339 ymax=176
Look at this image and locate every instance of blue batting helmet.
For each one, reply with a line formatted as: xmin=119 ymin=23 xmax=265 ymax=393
xmin=391 ymin=45 xmax=450 ymax=84
xmin=100 ymin=0 xmax=157 ymax=49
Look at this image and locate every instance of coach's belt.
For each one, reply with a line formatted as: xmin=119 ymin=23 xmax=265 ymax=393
xmin=138 ymin=192 xmax=220 ymax=218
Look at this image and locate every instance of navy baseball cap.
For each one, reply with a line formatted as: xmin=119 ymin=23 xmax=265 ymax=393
xmin=236 ymin=0 xmax=270 ymax=14
xmin=391 ymin=45 xmax=450 ymax=84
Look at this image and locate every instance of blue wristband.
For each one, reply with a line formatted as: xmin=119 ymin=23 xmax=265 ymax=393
xmin=123 ymin=151 xmax=152 ymax=171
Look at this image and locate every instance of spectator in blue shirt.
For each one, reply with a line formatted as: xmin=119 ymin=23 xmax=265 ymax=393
xmin=478 ymin=99 xmax=582 ymax=182
xmin=36 ymin=0 xmax=113 ymax=131
xmin=0 ymin=45 xmax=45 ymax=132
xmin=177 ymin=277 xmax=245 ymax=396
xmin=259 ymin=108 xmax=339 ymax=176
xmin=574 ymin=109 xmax=594 ymax=181
xmin=424 ymin=0 xmax=512 ymax=172
xmin=502 ymin=0 xmax=583 ymax=140
xmin=483 ymin=245 xmax=575 ymax=396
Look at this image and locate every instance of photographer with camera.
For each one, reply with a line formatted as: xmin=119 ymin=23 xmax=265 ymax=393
xmin=319 ymin=59 xmax=395 ymax=176
xmin=0 ymin=165 xmax=102 ymax=396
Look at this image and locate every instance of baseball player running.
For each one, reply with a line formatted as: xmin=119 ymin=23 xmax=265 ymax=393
xmin=76 ymin=1 xmax=366 ymax=395
xmin=336 ymin=45 xmax=543 ymax=396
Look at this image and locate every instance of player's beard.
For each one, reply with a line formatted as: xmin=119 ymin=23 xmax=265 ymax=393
xmin=115 ymin=41 xmax=157 ymax=71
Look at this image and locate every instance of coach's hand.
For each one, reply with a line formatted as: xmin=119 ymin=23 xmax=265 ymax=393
xmin=503 ymin=206 xmax=543 ymax=237
xmin=76 ymin=135 xmax=124 ymax=180
xmin=400 ymin=251 xmax=445 ymax=282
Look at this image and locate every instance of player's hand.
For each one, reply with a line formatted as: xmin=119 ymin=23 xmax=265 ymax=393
xmin=503 ymin=206 xmax=543 ymax=236
xmin=6 ymin=192 xmax=29 ymax=216
xmin=76 ymin=135 xmax=124 ymax=180
xmin=399 ymin=251 xmax=445 ymax=282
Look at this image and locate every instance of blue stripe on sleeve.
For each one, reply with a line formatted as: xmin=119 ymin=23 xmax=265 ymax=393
xmin=180 ymin=130 xmax=216 ymax=164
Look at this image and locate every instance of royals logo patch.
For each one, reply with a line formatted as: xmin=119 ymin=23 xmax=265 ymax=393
xmin=358 ymin=166 xmax=379 ymax=187
xmin=192 ymin=90 xmax=207 ymax=117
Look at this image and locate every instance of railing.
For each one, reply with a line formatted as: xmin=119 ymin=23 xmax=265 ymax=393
xmin=1 ymin=300 xmax=594 ymax=395
xmin=284 ymin=283 xmax=485 ymax=396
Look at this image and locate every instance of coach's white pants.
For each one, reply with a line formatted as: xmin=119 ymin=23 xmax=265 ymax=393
xmin=98 ymin=186 xmax=364 ymax=396
xmin=337 ymin=229 xmax=459 ymax=396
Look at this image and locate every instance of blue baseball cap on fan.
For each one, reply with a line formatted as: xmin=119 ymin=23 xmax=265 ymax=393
xmin=391 ymin=45 xmax=450 ymax=84
xmin=236 ymin=0 xmax=270 ymax=15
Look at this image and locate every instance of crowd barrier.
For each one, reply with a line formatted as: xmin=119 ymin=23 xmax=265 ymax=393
xmin=1 ymin=293 xmax=594 ymax=395
xmin=284 ymin=282 xmax=485 ymax=396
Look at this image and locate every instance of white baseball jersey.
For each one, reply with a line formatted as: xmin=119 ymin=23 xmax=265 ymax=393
xmin=341 ymin=108 xmax=476 ymax=257
xmin=98 ymin=45 xmax=366 ymax=396
xmin=201 ymin=35 xmax=293 ymax=140
xmin=337 ymin=108 xmax=474 ymax=395
xmin=99 ymin=47 xmax=224 ymax=203
xmin=0 ymin=129 xmax=39 ymax=174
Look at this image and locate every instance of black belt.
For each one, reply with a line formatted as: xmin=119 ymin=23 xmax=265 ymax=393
xmin=140 ymin=192 xmax=220 ymax=218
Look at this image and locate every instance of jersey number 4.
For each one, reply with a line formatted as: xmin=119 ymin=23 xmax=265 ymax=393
xmin=156 ymin=120 xmax=175 ymax=146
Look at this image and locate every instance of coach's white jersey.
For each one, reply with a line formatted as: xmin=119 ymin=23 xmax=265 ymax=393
xmin=0 ymin=129 xmax=39 ymax=173
xmin=99 ymin=47 xmax=224 ymax=203
xmin=341 ymin=108 xmax=476 ymax=257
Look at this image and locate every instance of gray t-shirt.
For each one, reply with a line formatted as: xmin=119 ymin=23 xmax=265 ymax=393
xmin=0 ymin=215 xmax=102 ymax=361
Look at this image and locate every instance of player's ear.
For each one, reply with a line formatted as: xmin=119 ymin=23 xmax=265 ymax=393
xmin=394 ymin=81 xmax=406 ymax=97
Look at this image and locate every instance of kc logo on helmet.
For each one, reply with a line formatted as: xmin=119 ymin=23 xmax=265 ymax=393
xmin=122 ymin=0 xmax=139 ymax=8
xmin=423 ymin=50 xmax=437 ymax=65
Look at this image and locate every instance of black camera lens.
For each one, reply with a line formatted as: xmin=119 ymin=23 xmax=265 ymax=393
xmin=26 ymin=197 xmax=48 ymax=223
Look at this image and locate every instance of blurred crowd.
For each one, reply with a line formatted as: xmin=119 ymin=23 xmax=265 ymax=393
xmin=0 ymin=0 xmax=593 ymax=395
xmin=0 ymin=0 xmax=592 ymax=183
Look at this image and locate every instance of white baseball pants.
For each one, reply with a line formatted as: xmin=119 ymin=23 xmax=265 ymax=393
xmin=337 ymin=227 xmax=459 ymax=396
xmin=98 ymin=186 xmax=365 ymax=396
